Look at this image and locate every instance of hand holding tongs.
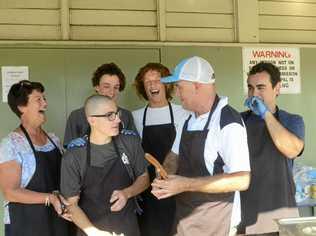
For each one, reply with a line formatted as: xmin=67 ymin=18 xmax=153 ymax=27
xmin=144 ymin=153 xmax=168 ymax=180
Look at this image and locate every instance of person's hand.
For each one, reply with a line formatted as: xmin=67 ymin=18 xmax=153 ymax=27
xmin=244 ymin=96 xmax=268 ymax=119
xmin=50 ymin=194 xmax=72 ymax=221
xmin=151 ymin=175 xmax=188 ymax=199
xmin=66 ymin=135 xmax=87 ymax=149
xmin=110 ymin=190 xmax=128 ymax=212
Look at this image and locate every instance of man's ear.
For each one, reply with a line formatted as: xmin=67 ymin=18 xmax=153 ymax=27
xmin=275 ymin=82 xmax=281 ymax=96
xmin=87 ymin=116 xmax=95 ymax=126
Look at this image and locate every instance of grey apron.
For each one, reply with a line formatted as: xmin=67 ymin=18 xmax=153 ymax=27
xmin=174 ymin=96 xmax=234 ymax=236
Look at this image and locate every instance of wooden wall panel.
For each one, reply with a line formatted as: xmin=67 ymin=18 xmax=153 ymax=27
xmin=0 ymin=9 xmax=59 ymax=25
xmin=70 ymin=0 xmax=156 ymax=10
xmin=0 ymin=25 xmax=60 ymax=39
xmin=259 ymin=0 xmax=316 ymax=43
xmin=260 ymin=15 xmax=316 ymax=30
xmin=166 ymin=13 xmax=233 ymax=28
xmin=166 ymin=28 xmax=233 ymax=42
xmin=259 ymin=1 xmax=316 ymax=16
xmin=260 ymin=29 xmax=316 ymax=43
xmin=6 ymin=0 xmax=59 ymax=9
xmin=167 ymin=0 xmax=233 ymax=13
xmin=71 ymin=10 xmax=156 ymax=26
xmin=71 ymin=26 xmax=157 ymax=40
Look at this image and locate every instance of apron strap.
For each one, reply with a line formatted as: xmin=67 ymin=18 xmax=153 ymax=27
xmin=168 ymin=102 xmax=175 ymax=125
xmin=20 ymin=125 xmax=61 ymax=155
xmin=203 ymin=95 xmax=220 ymax=130
xmin=143 ymin=102 xmax=175 ymax=126
xmin=112 ymin=137 xmax=143 ymax=215
xmin=142 ymin=105 xmax=149 ymax=126
xmin=20 ymin=124 xmax=36 ymax=154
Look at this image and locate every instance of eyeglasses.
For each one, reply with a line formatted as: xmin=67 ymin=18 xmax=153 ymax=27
xmin=90 ymin=110 xmax=121 ymax=121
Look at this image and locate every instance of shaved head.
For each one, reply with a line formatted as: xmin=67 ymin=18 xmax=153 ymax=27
xmin=84 ymin=94 xmax=114 ymax=117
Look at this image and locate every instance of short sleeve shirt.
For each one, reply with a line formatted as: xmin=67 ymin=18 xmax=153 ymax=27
xmin=61 ymin=133 xmax=147 ymax=198
xmin=172 ymin=96 xmax=250 ymax=175
xmin=0 ymin=132 xmax=62 ymax=224
xmin=132 ymin=103 xmax=190 ymax=138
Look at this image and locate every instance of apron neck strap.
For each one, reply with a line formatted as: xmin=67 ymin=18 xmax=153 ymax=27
xmin=143 ymin=102 xmax=174 ymax=126
xmin=203 ymin=95 xmax=220 ymax=130
xmin=19 ymin=124 xmax=60 ymax=155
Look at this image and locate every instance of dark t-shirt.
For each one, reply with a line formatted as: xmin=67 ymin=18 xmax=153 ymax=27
xmin=63 ymin=106 xmax=138 ymax=146
xmin=61 ymin=133 xmax=147 ymax=198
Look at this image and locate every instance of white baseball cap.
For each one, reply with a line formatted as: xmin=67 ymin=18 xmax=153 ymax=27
xmin=161 ymin=56 xmax=215 ymax=84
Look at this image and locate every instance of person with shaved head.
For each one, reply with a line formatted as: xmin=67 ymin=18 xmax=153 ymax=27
xmin=61 ymin=95 xmax=149 ymax=236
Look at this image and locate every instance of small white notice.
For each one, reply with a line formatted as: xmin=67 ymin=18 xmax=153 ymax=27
xmin=242 ymin=47 xmax=301 ymax=94
xmin=2 ymin=66 xmax=29 ymax=102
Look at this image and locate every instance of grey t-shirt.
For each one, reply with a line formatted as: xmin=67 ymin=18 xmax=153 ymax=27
xmin=61 ymin=133 xmax=147 ymax=198
xmin=63 ymin=106 xmax=138 ymax=146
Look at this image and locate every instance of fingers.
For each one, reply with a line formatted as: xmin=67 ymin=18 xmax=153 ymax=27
xmin=110 ymin=199 xmax=125 ymax=212
xmin=60 ymin=213 xmax=72 ymax=222
xmin=151 ymin=188 xmax=173 ymax=199
xmin=110 ymin=190 xmax=127 ymax=212
xmin=59 ymin=195 xmax=70 ymax=206
xmin=110 ymin=190 xmax=119 ymax=204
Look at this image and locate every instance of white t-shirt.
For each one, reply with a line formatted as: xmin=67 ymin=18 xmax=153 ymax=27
xmin=132 ymin=103 xmax=190 ymax=138
xmin=172 ymin=96 xmax=250 ymax=227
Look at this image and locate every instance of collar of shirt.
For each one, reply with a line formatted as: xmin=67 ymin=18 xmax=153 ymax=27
xmin=187 ymin=96 xmax=228 ymax=131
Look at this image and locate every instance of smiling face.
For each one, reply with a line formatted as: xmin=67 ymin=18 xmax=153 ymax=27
xmin=95 ymin=74 xmax=120 ymax=101
xmin=247 ymin=71 xmax=280 ymax=112
xmin=18 ymin=90 xmax=48 ymax=125
xmin=143 ymin=70 xmax=168 ymax=107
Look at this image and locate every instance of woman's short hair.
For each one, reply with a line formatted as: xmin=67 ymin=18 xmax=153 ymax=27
xmin=91 ymin=63 xmax=126 ymax=91
xmin=8 ymin=80 xmax=45 ymax=117
xmin=134 ymin=63 xmax=174 ymax=101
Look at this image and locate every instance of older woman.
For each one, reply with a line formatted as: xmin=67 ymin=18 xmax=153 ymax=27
xmin=0 ymin=80 xmax=69 ymax=236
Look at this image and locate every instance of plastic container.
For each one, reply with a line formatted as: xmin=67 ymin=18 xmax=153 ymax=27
xmin=277 ymin=217 xmax=316 ymax=236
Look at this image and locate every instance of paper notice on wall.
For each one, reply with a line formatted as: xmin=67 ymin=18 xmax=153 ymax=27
xmin=2 ymin=66 xmax=29 ymax=102
xmin=242 ymin=47 xmax=301 ymax=94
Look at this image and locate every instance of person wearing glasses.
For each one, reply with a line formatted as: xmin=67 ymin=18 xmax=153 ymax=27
xmin=63 ymin=63 xmax=138 ymax=147
xmin=0 ymin=80 xmax=70 ymax=236
xmin=132 ymin=63 xmax=190 ymax=236
xmin=61 ymin=95 xmax=149 ymax=236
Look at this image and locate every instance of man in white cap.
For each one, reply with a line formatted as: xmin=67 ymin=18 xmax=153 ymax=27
xmin=151 ymin=56 xmax=251 ymax=236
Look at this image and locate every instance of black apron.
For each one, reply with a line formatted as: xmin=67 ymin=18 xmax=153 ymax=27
xmin=174 ymin=96 xmax=234 ymax=236
xmin=239 ymin=110 xmax=298 ymax=234
xmin=9 ymin=125 xmax=69 ymax=236
xmin=139 ymin=102 xmax=176 ymax=236
xmin=76 ymin=137 xmax=140 ymax=236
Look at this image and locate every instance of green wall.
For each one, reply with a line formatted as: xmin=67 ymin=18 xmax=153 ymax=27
xmin=0 ymin=45 xmax=315 ymax=234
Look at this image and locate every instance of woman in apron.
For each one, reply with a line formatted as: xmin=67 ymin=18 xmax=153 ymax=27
xmin=133 ymin=63 xmax=190 ymax=236
xmin=0 ymin=80 xmax=70 ymax=236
